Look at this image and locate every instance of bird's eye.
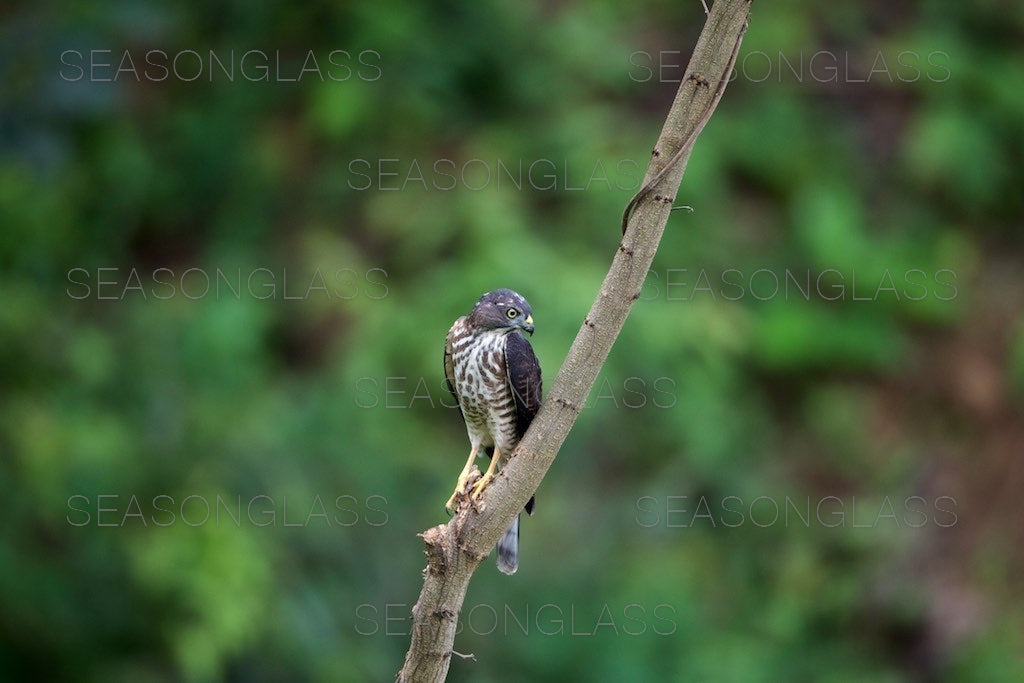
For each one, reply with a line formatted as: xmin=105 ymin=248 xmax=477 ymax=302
xmin=506 ymin=308 xmax=519 ymax=319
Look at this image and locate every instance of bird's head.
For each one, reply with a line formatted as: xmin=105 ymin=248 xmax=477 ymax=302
xmin=468 ymin=288 xmax=534 ymax=335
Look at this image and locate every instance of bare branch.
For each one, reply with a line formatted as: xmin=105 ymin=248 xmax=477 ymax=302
xmin=397 ymin=3 xmax=752 ymax=681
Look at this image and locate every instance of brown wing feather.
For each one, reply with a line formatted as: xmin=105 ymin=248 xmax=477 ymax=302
xmin=505 ymin=331 xmax=541 ymax=515
xmin=504 ymin=331 xmax=542 ymax=439
xmin=444 ymin=319 xmax=461 ymax=414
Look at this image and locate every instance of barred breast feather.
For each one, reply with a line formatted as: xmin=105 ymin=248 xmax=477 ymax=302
xmin=445 ymin=318 xmax=520 ymax=457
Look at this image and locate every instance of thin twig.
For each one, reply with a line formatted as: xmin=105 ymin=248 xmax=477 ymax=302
xmin=621 ymin=15 xmax=747 ymax=234
xmin=397 ymin=3 xmax=752 ymax=681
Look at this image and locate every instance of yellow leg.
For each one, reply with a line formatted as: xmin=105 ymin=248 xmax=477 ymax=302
xmin=445 ymin=444 xmax=479 ymax=512
xmin=470 ymin=449 xmax=501 ymax=500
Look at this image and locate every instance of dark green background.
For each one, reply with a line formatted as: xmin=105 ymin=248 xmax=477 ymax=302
xmin=3 ymin=1 xmax=1023 ymax=680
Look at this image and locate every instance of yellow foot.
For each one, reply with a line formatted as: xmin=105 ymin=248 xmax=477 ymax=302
xmin=469 ymin=470 xmax=495 ymax=501
xmin=445 ymin=467 xmax=480 ymax=513
xmin=470 ymin=448 xmax=501 ymax=502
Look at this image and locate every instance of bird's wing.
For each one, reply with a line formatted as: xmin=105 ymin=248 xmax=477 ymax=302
xmin=444 ymin=319 xmax=461 ymax=414
xmin=504 ymin=331 xmax=542 ymax=439
xmin=505 ymin=331 xmax=541 ymax=515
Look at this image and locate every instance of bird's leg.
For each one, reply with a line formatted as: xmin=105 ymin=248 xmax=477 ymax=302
xmin=470 ymin=448 xmax=501 ymax=501
xmin=445 ymin=444 xmax=480 ymax=513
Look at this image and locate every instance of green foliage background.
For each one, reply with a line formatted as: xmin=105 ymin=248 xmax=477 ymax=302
xmin=3 ymin=1 xmax=1023 ymax=680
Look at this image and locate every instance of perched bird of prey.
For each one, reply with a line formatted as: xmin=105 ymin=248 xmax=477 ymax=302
xmin=444 ymin=289 xmax=542 ymax=575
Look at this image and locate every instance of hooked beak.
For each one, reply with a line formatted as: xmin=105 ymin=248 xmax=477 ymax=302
xmin=522 ymin=314 xmax=534 ymax=335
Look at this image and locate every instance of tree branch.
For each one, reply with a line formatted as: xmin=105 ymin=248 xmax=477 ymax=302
xmin=397 ymin=3 xmax=751 ymax=680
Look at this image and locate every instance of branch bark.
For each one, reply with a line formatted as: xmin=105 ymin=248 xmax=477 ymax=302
xmin=397 ymin=3 xmax=751 ymax=680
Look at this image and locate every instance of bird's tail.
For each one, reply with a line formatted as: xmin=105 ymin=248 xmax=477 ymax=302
xmin=496 ymin=514 xmax=520 ymax=575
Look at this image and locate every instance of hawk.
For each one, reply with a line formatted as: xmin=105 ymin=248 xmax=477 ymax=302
xmin=443 ymin=289 xmax=542 ymax=575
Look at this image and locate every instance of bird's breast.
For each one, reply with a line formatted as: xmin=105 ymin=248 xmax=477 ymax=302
xmin=451 ymin=330 xmax=518 ymax=449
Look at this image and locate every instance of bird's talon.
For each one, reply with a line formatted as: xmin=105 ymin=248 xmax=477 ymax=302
xmin=469 ymin=473 xmax=494 ymax=501
xmin=445 ymin=468 xmax=481 ymax=513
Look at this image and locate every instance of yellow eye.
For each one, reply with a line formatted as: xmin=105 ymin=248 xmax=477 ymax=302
xmin=506 ymin=308 xmax=519 ymax=319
